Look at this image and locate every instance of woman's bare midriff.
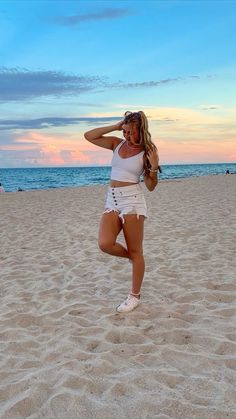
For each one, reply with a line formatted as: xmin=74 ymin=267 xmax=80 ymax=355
xmin=110 ymin=180 xmax=138 ymax=187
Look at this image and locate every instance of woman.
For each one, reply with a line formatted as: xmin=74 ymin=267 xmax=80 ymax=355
xmin=84 ymin=111 xmax=159 ymax=313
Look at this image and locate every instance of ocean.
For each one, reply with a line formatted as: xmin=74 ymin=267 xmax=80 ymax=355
xmin=0 ymin=163 xmax=235 ymax=193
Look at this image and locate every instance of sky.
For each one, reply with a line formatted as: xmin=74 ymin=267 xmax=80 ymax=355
xmin=0 ymin=0 xmax=236 ymax=168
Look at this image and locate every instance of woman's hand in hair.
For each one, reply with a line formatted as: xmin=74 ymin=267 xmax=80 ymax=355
xmin=116 ymin=120 xmax=125 ymax=131
xmin=147 ymin=146 xmax=159 ymax=170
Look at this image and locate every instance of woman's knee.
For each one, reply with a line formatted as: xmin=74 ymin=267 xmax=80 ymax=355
xmin=98 ymin=238 xmax=113 ymax=253
xmin=129 ymin=248 xmax=143 ymax=260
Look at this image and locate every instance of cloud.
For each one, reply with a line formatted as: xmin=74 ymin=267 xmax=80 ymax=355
xmin=0 ymin=116 xmax=121 ymax=131
xmin=50 ymin=7 xmax=132 ymax=26
xmin=0 ymin=67 xmax=180 ymax=102
xmin=104 ymin=74 xmax=214 ymax=89
xmin=110 ymin=78 xmax=181 ymax=88
xmin=0 ymin=131 xmax=112 ymax=167
xmin=0 ymin=67 xmax=105 ymax=101
xmin=0 ymin=132 xmax=19 ymax=145
xmin=141 ymin=106 xmax=225 ymax=125
xmin=0 ymin=67 xmax=217 ymax=103
xmin=88 ymin=107 xmax=219 ymax=125
xmin=199 ymin=105 xmax=221 ymax=110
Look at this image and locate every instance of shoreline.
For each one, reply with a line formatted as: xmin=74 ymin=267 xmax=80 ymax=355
xmin=1 ymin=174 xmax=236 ymax=418
xmin=1 ymin=161 xmax=236 ymax=193
xmin=1 ymin=172 xmax=235 ymax=195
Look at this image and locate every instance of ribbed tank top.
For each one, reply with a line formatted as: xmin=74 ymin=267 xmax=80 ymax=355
xmin=110 ymin=140 xmax=144 ymax=183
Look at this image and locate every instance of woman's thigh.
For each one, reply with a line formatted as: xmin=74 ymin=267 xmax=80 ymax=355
xmin=122 ymin=214 xmax=145 ymax=253
xmin=98 ymin=211 xmax=123 ymax=246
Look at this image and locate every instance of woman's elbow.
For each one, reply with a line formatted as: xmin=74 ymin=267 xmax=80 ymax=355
xmin=84 ymin=131 xmax=90 ymax=140
xmin=146 ymin=181 xmax=158 ymax=192
xmin=84 ymin=131 xmax=93 ymax=142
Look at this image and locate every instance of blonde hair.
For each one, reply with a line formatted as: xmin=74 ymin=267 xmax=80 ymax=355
xmin=123 ymin=111 xmax=161 ymax=174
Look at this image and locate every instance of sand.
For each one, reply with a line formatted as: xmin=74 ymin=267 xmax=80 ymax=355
xmin=0 ymin=174 xmax=236 ymax=419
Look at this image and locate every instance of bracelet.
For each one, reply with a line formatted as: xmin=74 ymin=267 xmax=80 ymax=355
xmin=149 ymin=168 xmax=158 ymax=173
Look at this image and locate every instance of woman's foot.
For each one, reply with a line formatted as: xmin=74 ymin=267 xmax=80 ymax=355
xmin=116 ymin=294 xmax=140 ymax=313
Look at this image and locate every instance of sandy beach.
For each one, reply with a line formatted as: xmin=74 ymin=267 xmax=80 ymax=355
xmin=0 ymin=174 xmax=236 ymax=419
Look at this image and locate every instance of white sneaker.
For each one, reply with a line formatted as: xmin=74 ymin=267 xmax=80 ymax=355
xmin=116 ymin=294 xmax=140 ymax=313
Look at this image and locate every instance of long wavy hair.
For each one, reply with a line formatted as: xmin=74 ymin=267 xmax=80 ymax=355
xmin=123 ymin=111 xmax=161 ymax=174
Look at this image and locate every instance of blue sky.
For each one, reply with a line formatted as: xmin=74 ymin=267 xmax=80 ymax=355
xmin=0 ymin=0 xmax=236 ymax=167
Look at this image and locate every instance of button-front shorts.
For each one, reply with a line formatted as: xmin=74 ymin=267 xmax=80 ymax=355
xmin=104 ymin=183 xmax=147 ymax=224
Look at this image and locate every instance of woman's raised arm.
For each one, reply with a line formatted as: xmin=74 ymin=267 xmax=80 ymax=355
xmin=84 ymin=121 xmax=123 ymax=150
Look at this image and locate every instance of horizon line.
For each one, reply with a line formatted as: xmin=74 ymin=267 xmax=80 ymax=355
xmin=1 ymin=161 xmax=236 ymax=170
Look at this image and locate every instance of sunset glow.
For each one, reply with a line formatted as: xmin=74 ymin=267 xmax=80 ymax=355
xmin=0 ymin=0 xmax=235 ymax=167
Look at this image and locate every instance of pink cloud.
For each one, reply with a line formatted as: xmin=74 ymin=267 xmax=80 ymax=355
xmin=6 ymin=131 xmax=112 ymax=166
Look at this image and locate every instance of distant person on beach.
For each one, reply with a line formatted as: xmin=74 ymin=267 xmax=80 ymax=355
xmin=84 ymin=111 xmax=160 ymax=313
xmin=0 ymin=183 xmax=5 ymax=192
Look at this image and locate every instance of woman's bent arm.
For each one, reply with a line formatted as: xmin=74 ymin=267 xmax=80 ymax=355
xmin=84 ymin=123 xmax=123 ymax=150
xmin=143 ymin=146 xmax=159 ymax=191
xmin=144 ymin=171 xmax=158 ymax=191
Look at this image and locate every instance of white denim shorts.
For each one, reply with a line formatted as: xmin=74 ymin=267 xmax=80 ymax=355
xmin=104 ymin=183 xmax=147 ymax=224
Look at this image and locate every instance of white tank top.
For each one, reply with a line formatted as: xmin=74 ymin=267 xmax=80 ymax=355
xmin=110 ymin=140 xmax=144 ymax=183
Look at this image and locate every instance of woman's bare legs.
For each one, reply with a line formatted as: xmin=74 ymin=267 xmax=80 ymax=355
xmin=122 ymin=215 xmax=145 ymax=296
xmin=98 ymin=211 xmax=129 ymax=258
xmin=98 ymin=212 xmax=145 ymax=297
